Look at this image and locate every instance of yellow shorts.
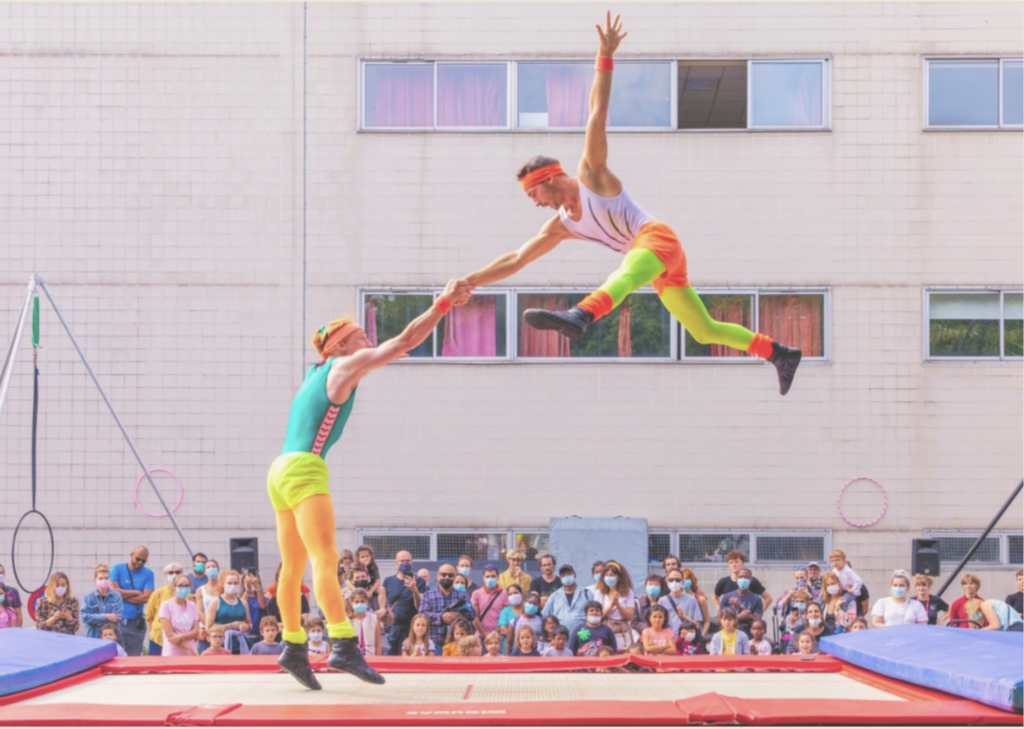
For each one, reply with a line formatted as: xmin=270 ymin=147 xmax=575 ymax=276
xmin=267 ymin=452 xmax=329 ymax=512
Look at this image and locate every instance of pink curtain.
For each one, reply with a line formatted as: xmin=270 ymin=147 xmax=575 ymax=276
xmin=364 ymin=298 xmax=378 ymax=347
xmin=617 ymin=300 xmax=632 ymax=357
xmin=545 ymin=66 xmax=590 ymax=127
xmin=374 ymin=68 xmax=432 ymax=127
xmin=442 ymin=296 xmax=497 ymax=357
xmin=709 ymin=299 xmax=750 ymax=358
xmin=437 ymin=66 xmax=504 ymax=127
xmin=519 ymin=295 xmax=571 ymax=357
xmin=759 ymin=296 xmax=823 ymax=356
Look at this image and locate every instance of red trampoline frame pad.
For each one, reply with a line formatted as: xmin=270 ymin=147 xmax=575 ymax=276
xmin=0 ymin=655 xmax=1018 ymax=726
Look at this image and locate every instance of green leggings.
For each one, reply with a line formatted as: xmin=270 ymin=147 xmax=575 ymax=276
xmin=599 ymin=249 xmax=756 ymax=352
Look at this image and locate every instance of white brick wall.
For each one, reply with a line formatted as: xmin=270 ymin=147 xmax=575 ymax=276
xmin=1 ymin=3 xmax=1021 ymax=621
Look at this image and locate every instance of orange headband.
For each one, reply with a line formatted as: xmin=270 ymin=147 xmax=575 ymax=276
xmin=320 ymin=322 xmax=364 ymax=362
xmin=519 ymin=162 xmax=565 ymax=192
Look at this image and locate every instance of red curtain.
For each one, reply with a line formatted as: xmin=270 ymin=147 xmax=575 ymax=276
xmin=437 ymin=66 xmax=504 ymax=127
xmin=442 ymin=296 xmax=497 ymax=357
xmin=545 ymin=66 xmax=590 ymax=127
xmin=759 ymin=295 xmax=823 ymax=356
xmin=709 ymin=298 xmax=751 ymax=358
xmin=519 ymin=295 xmax=571 ymax=357
xmin=373 ymin=67 xmax=432 ymax=127
xmin=617 ymin=300 xmax=632 ymax=357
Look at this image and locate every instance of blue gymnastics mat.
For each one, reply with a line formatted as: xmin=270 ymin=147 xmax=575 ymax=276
xmin=0 ymin=629 xmax=117 ymax=698
xmin=821 ymin=624 xmax=1023 ymax=713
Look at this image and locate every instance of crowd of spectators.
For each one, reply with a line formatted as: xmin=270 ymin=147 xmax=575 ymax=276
xmin=1 ymin=547 xmax=1020 ymax=662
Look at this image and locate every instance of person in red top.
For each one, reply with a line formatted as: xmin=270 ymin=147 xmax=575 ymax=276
xmin=948 ymin=573 xmax=987 ymax=628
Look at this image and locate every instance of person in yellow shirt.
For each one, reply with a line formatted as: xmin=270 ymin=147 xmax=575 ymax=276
xmin=497 ymin=551 xmax=532 ymax=594
xmin=145 ymin=563 xmax=185 ymax=656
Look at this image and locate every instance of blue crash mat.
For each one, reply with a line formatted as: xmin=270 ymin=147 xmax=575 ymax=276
xmin=821 ymin=624 xmax=1023 ymax=713
xmin=0 ymin=628 xmax=117 ymax=697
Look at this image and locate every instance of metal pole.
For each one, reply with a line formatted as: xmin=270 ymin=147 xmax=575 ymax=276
xmin=37 ymin=276 xmax=195 ymax=557
xmin=0 ymin=277 xmax=37 ymax=421
xmin=935 ymin=478 xmax=1023 ymax=599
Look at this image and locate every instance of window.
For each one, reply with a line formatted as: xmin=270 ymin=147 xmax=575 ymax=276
xmin=925 ymin=58 xmax=1024 ymax=129
xmin=517 ymin=290 xmax=672 ymax=360
xmin=1009 ymin=535 xmax=1023 ymax=566
xmin=678 ymin=533 xmax=750 ymax=563
xmin=648 ymin=533 xmax=672 ymax=563
xmin=926 ymin=290 xmax=1022 ymax=360
xmin=437 ymin=533 xmax=507 ymax=562
xmin=514 ymin=532 xmax=550 ymax=561
xmin=360 ymin=534 xmax=431 ymax=561
xmin=755 ymin=535 xmax=828 ymax=564
xmin=361 ymin=290 xmax=510 ymax=360
xmin=681 ymin=290 xmax=827 ymax=360
xmin=355 ymin=530 xmax=547 ymax=563
xmin=361 ymin=58 xmax=830 ymax=132
xmin=924 ymin=531 xmax=1021 ymax=566
xmin=672 ymin=531 xmax=829 ymax=564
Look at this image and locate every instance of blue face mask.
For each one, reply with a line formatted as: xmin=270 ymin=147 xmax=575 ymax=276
xmin=206 ymin=568 xmax=219 ymax=580
xmin=175 ymin=587 xmax=191 ymax=600
xmin=458 ymin=567 xmax=471 ymax=577
xmin=891 ymin=586 xmax=907 ymax=599
xmin=796 ymin=578 xmax=808 ymax=587
xmin=453 ymin=583 xmax=466 ymax=592
xmin=353 ymin=603 xmax=369 ymax=614
xmin=737 ymin=578 xmax=751 ymax=591
xmin=646 ymin=584 xmax=661 ymax=597
xmin=561 ymin=575 xmax=575 ymax=587
xmin=795 ymin=601 xmax=807 ymax=611
xmin=604 ymin=575 xmax=618 ymax=588
xmin=0 ymin=591 xmax=5 ymax=604
xmin=524 ymin=603 xmax=538 ymax=616
xmin=194 ymin=563 xmax=206 ymax=574
xmin=593 ymin=573 xmax=603 ymax=584
xmin=484 ymin=577 xmax=498 ymax=589
xmin=682 ymin=579 xmax=693 ymax=590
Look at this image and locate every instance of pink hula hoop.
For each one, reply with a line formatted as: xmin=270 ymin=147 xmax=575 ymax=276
xmin=837 ymin=477 xmax=887 ymax=528
xmin=134 ymin=468 xmax=184 ymax=518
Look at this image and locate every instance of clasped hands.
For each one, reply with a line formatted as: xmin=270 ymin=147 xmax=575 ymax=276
xmin=441 ymin=278 xmax=476 ymax=308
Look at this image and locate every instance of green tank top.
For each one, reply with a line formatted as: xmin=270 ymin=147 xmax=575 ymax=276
xmin=280 ymin=359 xmax=357 ymax=459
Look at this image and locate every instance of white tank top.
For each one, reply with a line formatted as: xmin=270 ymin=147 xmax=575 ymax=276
xmin=559 ymin=180 xmax=656 ymax=254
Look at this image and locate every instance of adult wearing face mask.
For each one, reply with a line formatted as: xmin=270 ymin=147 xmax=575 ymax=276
xmin=540 ymin=565 xmax=591 ymax=631
xmin=383 ymin=551 xmax=427 ymax=656
xmin=632 ymin=575 xmax=667 ymax=635
xmin=713 ymin=551 xmax=773 ymax=612
xmin=784 ymin=602 xmax=831 ymax=652
xmin=82 ymin=563 xmax=124 ymax=640
xmin=595 ymin=561 xmax=636 ymax=649
xmin=0 ymin=564 xmax=24 ymax=628
xmin=819 ymin=571 xmax=858 ymax=634
xmin=588 ymin=561 xmax=606 ymax=593
xmin=204 ymin=569 xmax=252 ymax=652
xmin=456 ymin=556 xmax=480 ymax=595
xmin=471 ymin=564 xmax=509 ymax=638
xmin=720 ymin=568 xmax=764 ymax=637
xmin=780 ymin=587 xmax=813 ymax=641
xmin=504 ymin=592 xmax=543 ymax=656
xmin=159 ymin=574 xmax=200 ymax=656
xmin=870 ymin=570 xmax=927 ymax=627
xmin=776 ymin=566 xmax=811 ymax=617
xmin=680 ymin=569 xmax=711 ymax=636
xmin=658 ymin=569 xmax=702 ymax=636
xmin=496 ymin=584 xmax=527 ymax=654
xmin=36 ymin=572 xmax=79 ymax=635
xmin=188 ymin=553 xmax=209 ymax=594
xmin=109 ymin=546 xmax=155 ymax=655
xmin=144 ymin=563 xmax=186 ymax=656
xmin=420 ymin=564 xmax=476 ymax=655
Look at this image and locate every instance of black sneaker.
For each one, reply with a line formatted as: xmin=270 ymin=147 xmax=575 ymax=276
xmin=327 ymin=637 xmax=386 ymax=685
xmin=768 ymin=342 xmax=802 ymax=396
xmin=277 ymin=640 xmax=322 ymax=691
xmin=523 ymin=306 xmax=595 ymax=342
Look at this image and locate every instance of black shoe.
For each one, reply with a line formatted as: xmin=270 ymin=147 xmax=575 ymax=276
xmin=277 ymin=640 xmax=322 ymax=691
xmin=768 ymin=342 xmax=802 ymax=396
xmin=523 ymin=306 xmax=595 ymax=342
xmin=327 ymin=637 xmax=386 ymax=685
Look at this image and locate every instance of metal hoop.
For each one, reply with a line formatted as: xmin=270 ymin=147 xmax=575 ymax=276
xmin=837 ymin=477 xmax=888 ymax=528
xmin=134 ymin=468 xmax=184 ymax=518
xmin=11 ymin=509 xmax=55 ymax=594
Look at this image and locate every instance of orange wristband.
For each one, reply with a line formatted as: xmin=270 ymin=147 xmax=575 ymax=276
xmin=434 ymin=295 xmax=452 ymax=315
xmin=595 ymin=56 xmax=614 ymax=72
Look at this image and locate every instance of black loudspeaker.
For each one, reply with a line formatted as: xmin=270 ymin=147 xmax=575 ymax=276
xmin=912 ymin=539 xmax=940 ymax=577
xmin=229 ymin=537 xmax=259 ymax=575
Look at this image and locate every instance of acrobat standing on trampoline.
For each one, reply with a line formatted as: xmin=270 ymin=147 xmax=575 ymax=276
xmin=268 ymin=279 xmax=471 ymax=690
xmin=462 ymin=12 xmax=803 ymax=394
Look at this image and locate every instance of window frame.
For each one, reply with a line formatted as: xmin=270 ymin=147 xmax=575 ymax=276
xmin=355 ymin=528 xmax=549 ymax=562
xmin=923 ymin=530 xmax=1022 ymax=568
xmin=922 ymin=57 xmax=1024 ymax=131
xmin=358 ymin=57 xmax=832 ymax=133
xmin=668 ymin=529 xmax=832 ymax=567
xmin=923 ymin=288 xmax=1023 ymax=362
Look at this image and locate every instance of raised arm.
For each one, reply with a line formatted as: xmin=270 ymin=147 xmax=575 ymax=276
xmin=464 ymin=215 xmax=570 ymax=288
xmin=578 ymin=12 xmax=627 ymax=193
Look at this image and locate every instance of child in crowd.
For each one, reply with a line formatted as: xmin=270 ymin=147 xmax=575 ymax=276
xmin=443 ymin=619 xmax=474 ymax=657
xmin=708 ymin=608 xmax=750 ymax=655
xmin=100 ymin=622 xmax=128 ymax=657
xmin=250 ymin=615 xmax=285 ymax=655
xmin=794 ymin=631 xmax=818 ymax=656
xmin=457 ymin=635 xmax=482 ymax=657
xmin=749 ymin=618 xmax=773 ymax=655
xmin=483 ymin=631 xmax=503 ymax=659
xmin=402 ymin=614 xmax=434 ymax=657
xmin=849 ymin=617 xmax=868 ymax=632
xmin=338 ymin=549 xmax=355 ymax=580
xmin=542 ymin=626 xmax=573 ymax=657
xmin=511 ymin=625 xmax=541 ymax=657
xmin=568 ymin=601 xmax=618 ymax=656
xmin=675 ymin=624 xmax=705 ymax=656
xmin=348 ymin=588 xmax=381 ymax=656
xmin=829 ymin=549 xmax=864 ymax=597
xmin=640 ymin=605 xmax=677 ymax=655
xmin=593 ymin=644 xmax=617 ymax=672
xmin=623 ymin=641 xmax=652 ymax=673
xmin=201 ymin=624 xmax=232 ymax=656
xmin=538 ymin=615 xmax=560 ymax=653
xmin=355 ymin=545 xmax=382 ymax=600
xmin=306 ymin=617 xmax=328 ymax=656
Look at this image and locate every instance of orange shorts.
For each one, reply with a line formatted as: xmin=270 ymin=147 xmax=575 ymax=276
xmin=633 ymin=221 xmax=689 ymax=295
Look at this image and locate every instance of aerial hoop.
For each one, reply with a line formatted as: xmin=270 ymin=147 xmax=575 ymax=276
xmin=837 ymin=477 xmax=888 ymax=528
xmin=134 ymin=468 xmax=185 ymax=518
xmin=11 ymin=508 xmax=55 ymax=595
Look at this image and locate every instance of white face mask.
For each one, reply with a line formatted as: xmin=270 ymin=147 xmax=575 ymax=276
xmin=826 ymin=585 xmax=840 ymax=596
xmin=684 ymin=631 xmax=696 ymax=642
xmin=55 ymin=586 xmax=67 ymax=597
xmin=808 ymin=617 xmax=822 ymax=627
xmin=225 ymin=584 xmax=240 ymax=595
xmin=586 ymin=614 xmax=602 ymax=626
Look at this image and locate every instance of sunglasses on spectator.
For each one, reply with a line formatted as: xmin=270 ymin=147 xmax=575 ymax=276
xmin=133 ymin=557 xmax=147 ymax=565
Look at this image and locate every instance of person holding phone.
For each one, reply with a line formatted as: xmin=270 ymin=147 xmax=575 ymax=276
xmin=383 ymin=551 xmax=428 ymax=655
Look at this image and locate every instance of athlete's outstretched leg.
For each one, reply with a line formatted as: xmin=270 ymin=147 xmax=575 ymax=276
xmin=660 ymin=286 xmax=802 ymax=395
xmin=275 ymin=508 xmax=322 ymax=690
xmin=293 ymin=495 xmax=385 ymax=685
xmin=523 ymin=248 xmax=665 ymax=341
